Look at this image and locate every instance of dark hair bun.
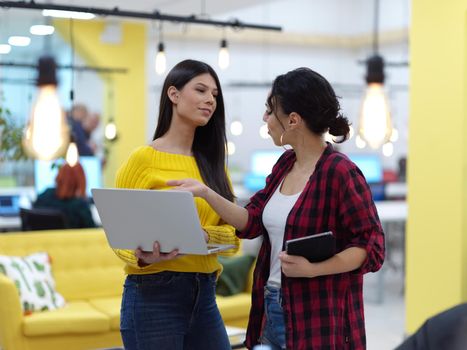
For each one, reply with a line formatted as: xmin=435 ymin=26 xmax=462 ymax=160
xmin=328 ymin=113 xmax=350 ymax=143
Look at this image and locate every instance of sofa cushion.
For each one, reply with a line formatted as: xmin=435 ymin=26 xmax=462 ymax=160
xmin=23 ymin=301 xmax=110 ymax=336
xmin=217 ymin=255 xmax=255 ymax=296
xmin=0 ymin=252 xmax=66 ymax=315
xmin=88 ymin=297 xmax=121 ymax=330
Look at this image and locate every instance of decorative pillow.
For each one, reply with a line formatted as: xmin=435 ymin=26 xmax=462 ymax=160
xmin=0 ymin=252 xmax=66 ymax=315
xmin=217 ymin=255 xmax=255 ymax=296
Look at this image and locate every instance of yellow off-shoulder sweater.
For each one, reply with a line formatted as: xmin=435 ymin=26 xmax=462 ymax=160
xmin=113 ymin=145 xmax=240 ymax=275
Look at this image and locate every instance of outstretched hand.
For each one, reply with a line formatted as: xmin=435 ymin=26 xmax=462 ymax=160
xmin=166 ymin=179 xmax=209 ymax=199
xmin=135 ymin=241 xmax=179 ymax=266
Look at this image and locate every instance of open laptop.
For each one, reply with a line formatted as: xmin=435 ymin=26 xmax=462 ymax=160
xmin=92 ymin=188 xmax=236 ymax=255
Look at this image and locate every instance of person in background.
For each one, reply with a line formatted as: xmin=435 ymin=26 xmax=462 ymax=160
xmin=34 ymin=162 xmax=96 ymax=228
xmin=82 ymin=112 xmax=106 ymax=166
xmin=168 ymin=67 xmax=385 ymax=349
xmin=114 ymin=59 xmax=239 ymax=350
xmin=68 ymin=104 xmax=94 ymax=156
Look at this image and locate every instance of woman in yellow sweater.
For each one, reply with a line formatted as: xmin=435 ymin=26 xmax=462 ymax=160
xmin=114 ymin=59 xmax=239 ymax=350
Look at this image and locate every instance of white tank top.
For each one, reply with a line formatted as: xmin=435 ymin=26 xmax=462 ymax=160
xmin=262 ymin=180 xmax=302 ymax=286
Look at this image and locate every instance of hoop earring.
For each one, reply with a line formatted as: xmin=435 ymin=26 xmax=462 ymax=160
xmin=280 ymin=132 xmax=291 ymax=151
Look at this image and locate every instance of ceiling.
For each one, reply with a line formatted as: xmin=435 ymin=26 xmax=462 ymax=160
xmin=1 ymin=0 xmax=274 ymax=17
xmin=0 ymin=0 xmax=277 ymax=62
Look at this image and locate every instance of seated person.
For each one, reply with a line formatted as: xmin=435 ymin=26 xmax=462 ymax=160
xmin=34 ymin=162 xmax=96 ymax=229
xmin=395 ymin=303 xmax=467 ymax=350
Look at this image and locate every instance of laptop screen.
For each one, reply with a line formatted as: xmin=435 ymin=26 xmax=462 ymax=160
xmin=0 ymin=195 xmax=20 ymax=216
xmin=347 ymin=154 xmax=383 ymax=184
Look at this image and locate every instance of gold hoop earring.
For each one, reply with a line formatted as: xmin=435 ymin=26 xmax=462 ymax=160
xmin=280 ymin=132 xmax=291 ymax=151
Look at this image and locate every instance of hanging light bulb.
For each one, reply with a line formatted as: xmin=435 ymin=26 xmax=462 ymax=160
xmin=65 ymin=141 xmax=79 ymax=166
xmin=230 ymin=120 xmax=243 ymax=136
xmin=382 ymin=142 xmax=394 ymax=157
xmin=23 ymin=56 xmax=69 ymax=160
xmin=227 ymin=141 xmax=236 ymax=155
xmin=105 ymin=119 xmax=118 ymax=141
xmin=155 ymin=42 xmax=166 ymax=75
xmin=357 ymin=55 xmax=393 ymax=149
xmin=218 ymin=39 xmax=230 ymax=70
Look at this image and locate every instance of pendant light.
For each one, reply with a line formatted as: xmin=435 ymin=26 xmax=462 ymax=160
xmin=65 ymin=139 xmax=78 ymax=166
xmin=357 ymin=0 xmax=393 ymax=149
xmin=23 ymin=56 xmax=69 ymax=160
xmin=65 ymin=17 xmax=78 ymax=164
xmin=104 ymin=86 xmax=118 ymax=141
xmin=155 ymin=21 xmax=166 ymax=75
xmin=218 ymin=38 xmax=230 ymax=70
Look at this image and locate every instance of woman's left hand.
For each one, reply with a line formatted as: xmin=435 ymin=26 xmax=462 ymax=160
xmin=279 ymin=252 xmax=315 ymax=278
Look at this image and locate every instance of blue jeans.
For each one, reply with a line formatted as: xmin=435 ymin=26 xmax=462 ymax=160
xmin=261 ymin=285 xmax=286 ymax=350
xmin=120 ymin=271 xmax=231 ymax=350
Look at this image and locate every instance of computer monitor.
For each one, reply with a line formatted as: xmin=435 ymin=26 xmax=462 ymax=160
xmin=244 ymin=150 xmax=283 ymax=192
xmin=34 ymin=156 xmax=102 ymax=198
xmin=347 ymin=153 xmax=383 ymax=184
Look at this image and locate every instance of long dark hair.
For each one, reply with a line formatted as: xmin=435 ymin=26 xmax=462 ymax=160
xmin=153 ymin=59 xmax=234 ymax=201
xmin=267 ymin=67 xmax=350 ymax=143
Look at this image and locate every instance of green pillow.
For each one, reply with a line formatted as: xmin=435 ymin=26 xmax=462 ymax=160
xmin=0 ymin=252 xmax=66 ymax=315
xmin=217 ymin=255 xmax=255 ymax=296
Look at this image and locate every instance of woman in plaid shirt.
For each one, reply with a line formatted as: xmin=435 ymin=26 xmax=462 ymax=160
xmin=169 ymin=67 xmax=385 ymax=349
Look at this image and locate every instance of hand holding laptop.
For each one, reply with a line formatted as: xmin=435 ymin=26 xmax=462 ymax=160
xmin=135 ymin=241 xmax=179 ymax=266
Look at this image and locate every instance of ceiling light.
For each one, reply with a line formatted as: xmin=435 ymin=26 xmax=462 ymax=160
xmin=230 ymin=120 xmax=243 ymax=136
xmin=8 ymin=36 xmax=31 ymax=47
xmin=357 ymin=0 xmax=393 ymax=149
xmin=382 ymin=142 xmax=394 ymax=157
xmin=23 ymin=56 xmax=70 ymax=160
xmin=0 ymin=44 xmax=11 ymax=54
xmin=155 ymin=42 xmax=166 ymax=75
xmin=227 ymin=141 xmax=236 ymax=155
xmin=42 ymin=9 xmax=95 ymax=20
xmin=30 ymin=24 xmax=55 ymax=36
xmin=218 ymin=39 xmax=230 ymax=70
xmin=105 ymin=119 xmax=118 ymax=141
xmin=65 ymin=142 xmax=79 ymax=166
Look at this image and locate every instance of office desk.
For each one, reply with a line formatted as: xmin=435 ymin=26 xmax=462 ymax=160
xmin=374 ymin=200 xmax=408 ymax=303
xmin=375 ymin=200 xmax=407 ymax=222
xmin=0 ymin=205 xmax=102 ymax=232
xmin=0 ymin=216 xmax=21 ymax=231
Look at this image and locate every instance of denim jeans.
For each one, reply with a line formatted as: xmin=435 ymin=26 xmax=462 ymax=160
xmin=260 ymin=285 xmax=286 ymax=350
xmin=120 ymin=271 xmax=231 ymax=350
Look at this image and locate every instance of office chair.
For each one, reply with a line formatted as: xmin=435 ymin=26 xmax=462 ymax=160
xmin=20 ymin=208 xmax=68 ymax=231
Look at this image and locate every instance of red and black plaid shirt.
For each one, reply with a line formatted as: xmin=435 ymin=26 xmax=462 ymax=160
xmin=238 ymin=144 xmax=385 ymax=350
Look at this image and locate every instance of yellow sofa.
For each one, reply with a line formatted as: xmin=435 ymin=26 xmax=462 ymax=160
xmin=0 ymin=228 xmax=252 ymax=350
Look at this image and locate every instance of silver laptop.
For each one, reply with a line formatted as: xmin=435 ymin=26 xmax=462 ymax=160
xmin=92 ymin=188 xmax=236 ymax=255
